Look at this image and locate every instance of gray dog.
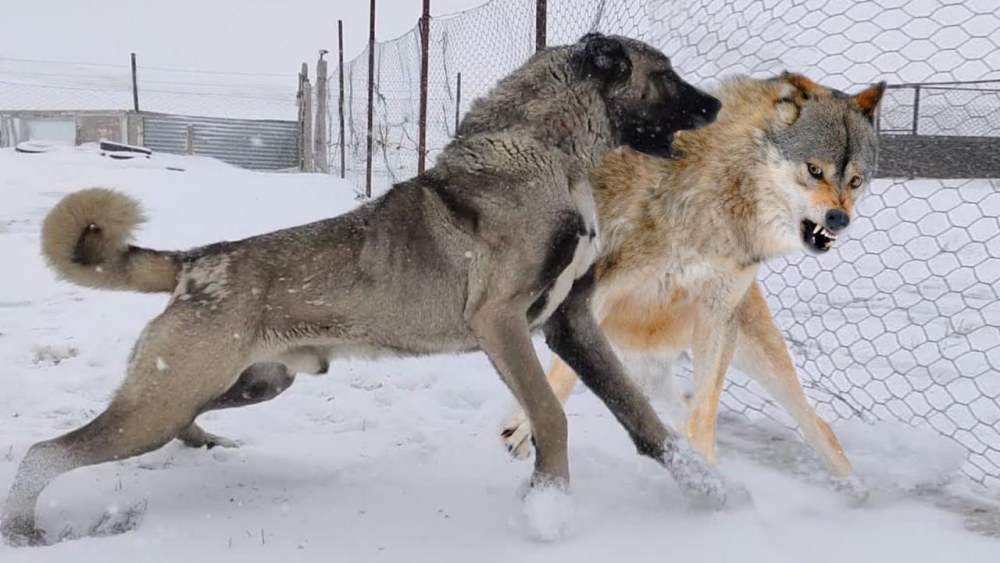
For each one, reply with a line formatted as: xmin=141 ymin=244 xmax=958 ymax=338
xmin=2 ymin=33 xmax=729 ymax=545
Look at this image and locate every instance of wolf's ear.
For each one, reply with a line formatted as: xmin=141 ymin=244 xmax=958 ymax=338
xmin=850 ymin=81 xmax=887 ymax=123
xmin=576 ymin=32 xmax=632 ymax=84
xmin=781 ymin=71 xmax=830 ymax=99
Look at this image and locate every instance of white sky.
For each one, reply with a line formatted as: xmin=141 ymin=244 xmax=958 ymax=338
xmin=0 ymin=0 xmax=489 ymax=75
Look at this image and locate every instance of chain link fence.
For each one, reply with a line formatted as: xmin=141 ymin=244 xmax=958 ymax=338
xmin=647 ymin=0 xmax=1000 ymax=487
xmin=338 ymin=0 xmax=649 ymax=191
xmin=336 ymin=0 xmax=1000 ymax=488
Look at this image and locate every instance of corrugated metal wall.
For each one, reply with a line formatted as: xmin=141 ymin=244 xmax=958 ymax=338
xmin=142 ymin=112 xmax=299 ymax=170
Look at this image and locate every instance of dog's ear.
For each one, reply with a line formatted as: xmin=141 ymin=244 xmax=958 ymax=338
xmin=849 ymin=81 xmax=887 ymax=123
xmin=576 ymin=33 xmax=632 ymax=84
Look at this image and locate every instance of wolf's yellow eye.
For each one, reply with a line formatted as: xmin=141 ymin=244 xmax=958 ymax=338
xmin=807 ymin=163 xmax=823 ymax=179
xmin=849 ymin=175 xmax=864 ymax=189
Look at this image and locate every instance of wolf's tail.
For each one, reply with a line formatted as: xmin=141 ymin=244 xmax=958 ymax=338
xmin=41 ymin=188 xmax=181 ymax=293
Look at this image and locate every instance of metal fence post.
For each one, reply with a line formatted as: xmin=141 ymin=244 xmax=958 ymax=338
xmin=455 ymin=72 xmax=462 ymax=133
xmin=365 ymin=0 xmax=377 ymax=198
xmin=130 ymin=53 xmax=140 ymax=112
xmin=417 ymin=0 xmax=431 ymax=174
xmin=338 ymin=19 xmax=346 ymax=179
xmin=536 ymin=0 xmax=547 ymax=51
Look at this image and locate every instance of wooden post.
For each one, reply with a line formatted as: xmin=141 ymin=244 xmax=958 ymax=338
xmin=535 ymin=0 xmax=547 ymax=52
xmin=130 ymin=53 xmax=140 ymax=112
xmin=185 ymin=124 xmax=194 ymax=155
xmin=455 ymin=72 xmax=461 ymax=133
xmin=417 ymin=0 xmax=430 ymax=174
xmin=297 ymin=68 xmax=306 ymax=170
xmin=911 ymin=85 xmax=921 ymax=136
xmin=314 ymin=51 xmax=330 ymax=174
xmin=338 ymin=19 xmax=346 ymax=179
xmin=365 ymin=0 xmax=377 ymax=198
xmin=298 ymin=63 xmax=314 ymax=172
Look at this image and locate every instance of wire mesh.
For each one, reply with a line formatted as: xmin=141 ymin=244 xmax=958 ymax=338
xmin=648 ymin=0 xmax=1000 ymax=487
xmin=337 ymin=0 xmax=648 ymax=190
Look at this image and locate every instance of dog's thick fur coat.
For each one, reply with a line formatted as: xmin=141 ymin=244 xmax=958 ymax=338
xmin=2 ymin=34 xmax=728 ymax=545
xmin=499 ymin=72 xmax=886 ymax=482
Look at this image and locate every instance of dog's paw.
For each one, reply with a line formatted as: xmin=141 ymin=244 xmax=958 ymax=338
xmin=659 ymin=440 xmax=753 ymax=511
xmin=499 ymin=411 xmax=534 ymax=460
xmin=197 ymin=432 xmax=239 ymax=450
xmin=1 ymin=515 xmax=47 ymax=547
xmin=515 ymin=474 xmax=572 ymax=542
xmin=177 ymin=425 xmax=240 ymax=450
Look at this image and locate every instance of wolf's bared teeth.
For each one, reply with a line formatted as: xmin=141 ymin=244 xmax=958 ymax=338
xmin=813 ymin=224 xmax=822 ymax=235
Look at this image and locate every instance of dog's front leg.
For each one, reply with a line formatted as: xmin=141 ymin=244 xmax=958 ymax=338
xmin=469 ymin=308 xmax=570 ymax=487
xmin=499 ymin=357 xmax=579 ymax=460
xmin=543 ymin=268 xmax=742 ymax=508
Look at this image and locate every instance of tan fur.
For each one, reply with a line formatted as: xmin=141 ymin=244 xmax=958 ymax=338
xmin=851 ymin=81 xmax=887 ymax=117
xmin=780 ymin=72 xmax=828 ymax=98
xmin=501 ymin=73 xmax=886 ymax=480
xmin=41 ymin=188 xmax=180 ymax=293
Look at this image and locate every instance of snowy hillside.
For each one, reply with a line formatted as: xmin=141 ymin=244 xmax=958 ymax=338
xmin=1 ymin=148 xmax=999 ymax=560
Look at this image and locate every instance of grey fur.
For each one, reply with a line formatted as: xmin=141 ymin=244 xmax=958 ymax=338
xmin=771 ymin=99 xmax=879 ymax=183
xmin=2 ymin=34 xmax=732 ymax=546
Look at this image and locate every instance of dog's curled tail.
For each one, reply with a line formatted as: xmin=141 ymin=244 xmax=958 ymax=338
xmin=41 ymin=188 xmax=181 ymax=293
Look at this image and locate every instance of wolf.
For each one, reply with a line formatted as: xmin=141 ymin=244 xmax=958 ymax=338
xmin=498 ymin=72 xmax=886 ymax=483
xmin=2 ymin=33 xmax=729 ymax=546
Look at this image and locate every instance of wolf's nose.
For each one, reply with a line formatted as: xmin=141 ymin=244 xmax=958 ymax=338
xmin=825 ymin=209 xmax=850 ymax=232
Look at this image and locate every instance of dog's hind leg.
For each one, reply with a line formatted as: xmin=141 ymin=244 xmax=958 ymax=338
xmin=178 ymin=363 xmax=297 ymax=449
xmin=732 ymin=283 xmax=853 ymax=478
xmin=543 ymin=268 xmax=742 ymax=509
xmin=1 ymin=308 xmax=249 ymax=546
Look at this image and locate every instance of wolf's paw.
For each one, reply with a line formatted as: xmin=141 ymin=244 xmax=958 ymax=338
xmin=516 ymin=474 xmax=572 ymax=542
xmin=499 ymin=411 xmax=534 ymax=460
xmin=1 ymin=515 xmax=47 ymax=547
xmin=831 ymin=474 xmax=870 ymax=505
xmin=659 ymin=440 xmax=753 ymax=511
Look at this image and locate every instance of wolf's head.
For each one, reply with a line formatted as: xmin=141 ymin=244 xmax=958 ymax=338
xmin=766 ymin=72 xmax=886 ymax=254
xmin=571 ymin=33 xmax=721 ymax=158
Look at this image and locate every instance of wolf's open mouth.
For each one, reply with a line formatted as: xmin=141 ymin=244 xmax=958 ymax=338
xmin=801 ymin=219 xmax=836 ymax=252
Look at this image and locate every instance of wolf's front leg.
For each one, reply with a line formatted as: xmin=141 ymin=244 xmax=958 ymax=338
xmin=732 ymin=283 xmax=853 ymax=478
xmin=685 ymin=309 xmax=739 ymax=465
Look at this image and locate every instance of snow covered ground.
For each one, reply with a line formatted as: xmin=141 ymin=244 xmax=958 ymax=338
xmin=1 ymin=148 xmax=1000 ymax=561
